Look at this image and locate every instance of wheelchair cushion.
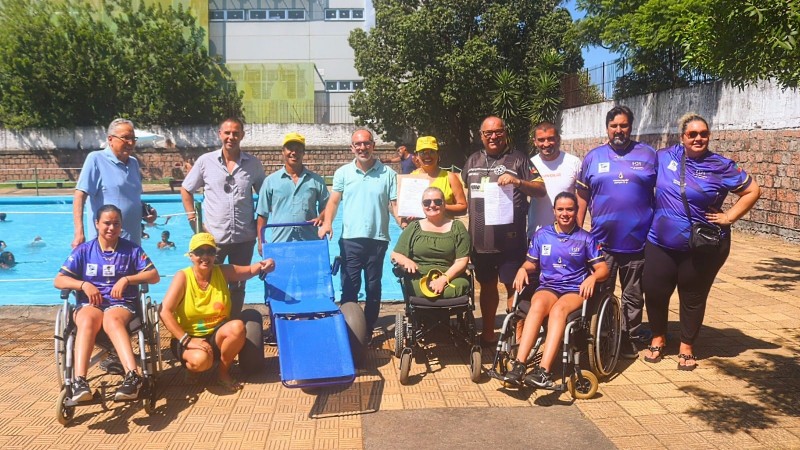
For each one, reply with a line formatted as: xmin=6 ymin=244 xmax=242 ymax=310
xmin=409 ymin=295 xmax=470 ymax=308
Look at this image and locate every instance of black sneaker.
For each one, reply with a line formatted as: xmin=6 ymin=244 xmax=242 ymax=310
xmin=71 ymin=376 xmax=92 ymax=403
xmin=114 ymin=371 xmax=142 ymax=401
xmin=620 ymin=336 xmax=640 ymax=359
xmin=525 ymin=366 xmax=555 ymax=389
xmin=502 ymin=360 xmax=526 ymax=386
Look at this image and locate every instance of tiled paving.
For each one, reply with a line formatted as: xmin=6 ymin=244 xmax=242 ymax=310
xmin=0 ymin=231 xmax=799 ymax=449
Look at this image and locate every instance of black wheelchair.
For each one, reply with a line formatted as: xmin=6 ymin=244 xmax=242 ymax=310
xmin=392 ymin=265 xmax=482 ymax=385
xmin=54 ymin=285 xmax=162 ymax=425
xmin=487 ymin=284 xmax=622 ymax=399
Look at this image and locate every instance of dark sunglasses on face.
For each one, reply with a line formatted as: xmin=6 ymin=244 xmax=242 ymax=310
xmin=422 ymin=198 xmax=444 ymax=207
xmin=192 ymin=248 xmax=217 ymax=257
xmin=685 ymin=131 xmax=710 ymax=139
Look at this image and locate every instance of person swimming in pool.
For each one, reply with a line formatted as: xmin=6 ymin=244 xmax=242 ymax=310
xmin=157 ymin=231 xmax=176 ymax=249
xmin=29 ymin=236 xmax=46 ymax=247
xmin=0 ymin=251 xmax=16 ymax=269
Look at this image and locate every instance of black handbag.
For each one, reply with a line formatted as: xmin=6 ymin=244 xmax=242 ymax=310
xmin=680 ymin=151 xmax=721 ymax=252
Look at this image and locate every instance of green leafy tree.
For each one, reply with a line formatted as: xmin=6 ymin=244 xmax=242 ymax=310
xmin=0 ymin=0 xmax=241 ymax=130
xmin=577 ymin=0 xmax=800 ymax=97
xmin=349 ymin=0 xmax=582 ymax=162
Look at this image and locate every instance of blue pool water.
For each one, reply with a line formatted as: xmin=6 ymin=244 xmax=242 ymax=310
xmin=0 ymin=195 xmax=403 ymax=306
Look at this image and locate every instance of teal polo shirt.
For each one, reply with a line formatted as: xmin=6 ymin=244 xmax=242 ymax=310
xmin=256 ymin=167 xmax=330 ymax=243
xmin=333 ymin=159 xmax=397 ymax=241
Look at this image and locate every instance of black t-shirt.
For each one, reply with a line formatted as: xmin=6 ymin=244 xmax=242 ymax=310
xmin=462 ymin=149 xmax=539 ymax=254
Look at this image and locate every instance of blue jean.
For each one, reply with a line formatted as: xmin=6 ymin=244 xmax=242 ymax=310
xmin=339 ymin=238 xmax=388 ymax=331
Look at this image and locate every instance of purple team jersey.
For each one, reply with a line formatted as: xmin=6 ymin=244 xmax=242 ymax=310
xmin=59 ymin=238 xmax=155 ymax=305
xmin=528 ymin=225 xmax=604 ymax=293
xmin=577 ymin=141 xmax=656 ymax=253
xmin=648 ymin=144 xmax=751 ymax=251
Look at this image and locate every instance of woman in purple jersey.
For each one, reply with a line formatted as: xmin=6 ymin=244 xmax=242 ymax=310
xmin=643 ymin=113 xmax=760 ymax=371
xmin=502 ymin=192 xmax=609 ymax=388
xmin=55 ymin=205 xmax=161 ymax=403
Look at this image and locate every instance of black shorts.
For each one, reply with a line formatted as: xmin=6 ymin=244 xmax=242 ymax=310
xmin=172 ymin=321 xmax=228 ymax=363
xmin=471 ymin=250 xmax=525 ymax=285
xmin=535 ymin=287 xmax=579 ymax=299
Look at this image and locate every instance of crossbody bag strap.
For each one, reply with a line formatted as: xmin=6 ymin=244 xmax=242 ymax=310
xmin=679 ymin=149 xmax=693 ymax=226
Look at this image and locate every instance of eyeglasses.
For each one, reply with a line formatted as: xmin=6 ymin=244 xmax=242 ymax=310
xmin=192 ymin=248 xmax=217 ymax=257
xmin=351 ymin=141 xmax=374 ymax=148
xmin=480 ymin=129 xmax=506 ymax=138
xmin=422 ymin=198 xmax=444 ymax=207
xmin=111 ymin=135 xmax=138 ymax=143
xmin=223 ymin=174 xmax=235 ymax=193
xmin=685 ymin=131 xmax=710 ymax=139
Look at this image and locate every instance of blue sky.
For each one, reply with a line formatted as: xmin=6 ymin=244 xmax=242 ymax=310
xmin=563 ymin=0 xmax=620 ymax=69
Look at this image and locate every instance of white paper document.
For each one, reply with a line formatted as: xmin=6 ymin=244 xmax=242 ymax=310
xmin=484 ymin=182 xmax=514 ymax=225
xmin=397 ymin=175 xmax=431 ymax=218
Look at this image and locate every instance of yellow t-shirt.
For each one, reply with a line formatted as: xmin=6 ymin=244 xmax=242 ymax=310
xmin=412 ymin=168 xmax=459 ymax=205
xmin=175 ymin=266 xmax=231 ymax=337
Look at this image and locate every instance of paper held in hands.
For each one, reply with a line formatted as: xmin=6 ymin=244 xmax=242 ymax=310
xmin=484 ymin=182 xmax=514 ymax=225
xmin=397 ymin=175 xmax=431 ymax=218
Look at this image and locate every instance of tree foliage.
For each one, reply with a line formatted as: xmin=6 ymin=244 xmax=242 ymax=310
xmin=349 ymin=0 xmax=582 ymax=162
xmin=0 ymin=0 xmax=241 ymax=130
xmin=577 ymin=0 xmax=800 ymax=98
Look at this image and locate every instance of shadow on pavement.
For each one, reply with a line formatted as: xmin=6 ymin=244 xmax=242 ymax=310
xmin=739 ymin=256 xmax=800 ymax=292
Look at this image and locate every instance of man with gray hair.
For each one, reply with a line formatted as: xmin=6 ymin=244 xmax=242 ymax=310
xmin=72 ymin=118 xmax=143 ymax=248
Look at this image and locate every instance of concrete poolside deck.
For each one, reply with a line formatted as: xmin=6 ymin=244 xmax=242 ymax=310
xmin=1 ymin=185 xmax=799 ymax=448
xmin=0 ymin=231 xmax=798 ymax=449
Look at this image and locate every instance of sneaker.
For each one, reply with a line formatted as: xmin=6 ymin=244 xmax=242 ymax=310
xmin=502 ymin=360 xmax=526 ymax=385
xmin=525 ymin=366 xmax=555 ymax=389
xmin=620 ymin=336 xmax=640 ymax=359
xmin=114 ymin=371 xmax=142 ymax=401
xmin=71 ymin=376 xmax=92 ymax=403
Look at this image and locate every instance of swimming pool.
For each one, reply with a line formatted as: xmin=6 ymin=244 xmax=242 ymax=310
xmin=0 ymin=195 xmax=403 ymax=306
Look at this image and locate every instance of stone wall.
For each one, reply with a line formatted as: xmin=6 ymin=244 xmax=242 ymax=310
xmin=559 ymin=80 xmax=800 ymax=243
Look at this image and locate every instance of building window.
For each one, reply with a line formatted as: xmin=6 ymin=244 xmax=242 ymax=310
xmin=326 ymin=80 xmax=362 ymax=92
xmin=249 ymin=10 xmax=267 ymax=20
xmin=287 ymin=10 xmax=305 ymax=20
xmin=268 ymin=10 xmax=286 ymax=20
xmin=226 ymin=10 xmax=245 ymax=21
xmin=325 ymin=9 xmax=365 ymax=21
xmin=210 ymin=10 xmax=225 ymax=21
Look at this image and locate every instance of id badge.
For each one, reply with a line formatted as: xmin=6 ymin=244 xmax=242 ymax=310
xmin=480 ymin=176 xmax=490 ymax=191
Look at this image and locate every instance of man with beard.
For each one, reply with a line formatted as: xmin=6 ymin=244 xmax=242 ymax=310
xmin=463 ymin=116 xmax=546 ymax=346
xmin=256 ymin=132 xmax=329 ymax=249
xmin=319 ymin=129 xmax=399 ymax=334
xmin=576 ymin=105 xmax=657 ymax=359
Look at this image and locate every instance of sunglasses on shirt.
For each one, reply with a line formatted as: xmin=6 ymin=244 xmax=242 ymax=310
xmin=422 ymin=199 xmax=444 ymax=207
xmin=223 ymin=174 xmax=235 ymax=193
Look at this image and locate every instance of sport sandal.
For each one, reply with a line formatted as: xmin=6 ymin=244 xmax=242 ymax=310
xmin=643 ymin=346 xmax=665 ymax=363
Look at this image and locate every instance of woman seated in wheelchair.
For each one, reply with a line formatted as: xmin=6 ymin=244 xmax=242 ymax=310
xmin=54 ymin=204 xmax=161 ymax=403
xmin=503 ymin=192 xmax=609 ymax=388
xmin=390 ymin=187 xmax=471 ymax=298
xmin=160 ymin=233 xmax=275 ymax=391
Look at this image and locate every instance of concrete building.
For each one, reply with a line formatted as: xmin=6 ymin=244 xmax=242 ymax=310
xmin=206 ymin=1 xmax=374 ymax=123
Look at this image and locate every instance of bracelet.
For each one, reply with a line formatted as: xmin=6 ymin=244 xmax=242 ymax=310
xmin=80 ymin=281 xmax=86 ymax=291
xmin=180 ymin=333 xmax=190 ymax=348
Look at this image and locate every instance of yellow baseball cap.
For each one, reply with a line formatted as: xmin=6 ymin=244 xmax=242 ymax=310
xmin=418 ymin=269 xmax=454 ymax=298
xmin=416 ymin=136 xmax=438 ymax=152
xmin=189 ymin=232 xmax=217 ymax=252
xmin=283 ymin=132 xmax=306 ymax=147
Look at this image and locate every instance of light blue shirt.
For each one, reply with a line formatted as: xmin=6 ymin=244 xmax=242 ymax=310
xmin=76 ymin=148 xmax=142 ymax=245
xmin=256 ymin=167 xmax=330 ymax=243
xmin=333 ymin=159 xmax=397 ymax=241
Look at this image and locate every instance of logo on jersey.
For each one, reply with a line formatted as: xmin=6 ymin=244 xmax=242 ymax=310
xmin=668 ymin=160 xmax=678 ymax=171
xmin=570 ymin=245 xmax=582 ymax=256
xmin=493 ymin=165 xmax=507 ymax=176
xmin=86 ymin=263 xmax=98 ymax=277
xmin=693 ymin=170 xmax=708 ymax=179
xmin=631 ymin=161 xmax=644 ymax=170
xmin=613 ymin=172 xmax=629 ymax=185
xmin=598 ymin=162 xmax=610 ymax=173
xmin=541 ymin=244 xmax=551 ymax=256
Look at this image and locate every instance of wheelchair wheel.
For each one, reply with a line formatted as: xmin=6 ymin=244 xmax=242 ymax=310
xmin=238 ymin=309 xmax=265 ymax=375
xmin=56 ymin=387 xmax=74 ymax=426
xmin=144 ymin=298 xmax=162 ymax=377
xmin=54 ymin=305 xmax=71 ymax=385
xmin=142 ymin=376 xmax=157 ymax=414
xmin=469 ymin=346 xmax=482 ymax=382
xmin=394 ymin=313 xmax=405 ymax=358
xmin=399 ymin=348 xmax=412 ymax=385
xmin=588 ymin=294 xmax=622 ymax=379
xmin=567 ymin=370 xmax=599 ymax=400
xmin=341 ymin=302 xmax=367 ymax=368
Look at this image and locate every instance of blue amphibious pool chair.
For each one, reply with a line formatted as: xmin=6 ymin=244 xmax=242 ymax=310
xmin=261 ymin=225 xmax=367 ymax=388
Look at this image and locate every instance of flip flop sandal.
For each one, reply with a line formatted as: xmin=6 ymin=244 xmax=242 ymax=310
xmin=643 ymin=345 xmax=665 ymax=363
xmin=677 ymin=354 xmax=698 ymax=371
xmin=217 ymin=378 xmax=244 ymax=392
